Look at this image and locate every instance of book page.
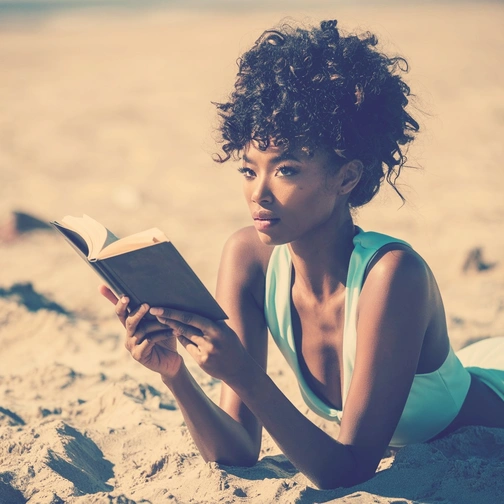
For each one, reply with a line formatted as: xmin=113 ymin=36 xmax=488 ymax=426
xmin=97 ymin=227 xmax=168 ymax=260
xmin=56 ymin=215 xmax=94 ymax=258
xmin=51 ymin=222 xmax=90 ymax=257
xmin=82 ymin=214 xmax=119 ymax=258
xmin=60 ymin=215 xmax=118 ymax=259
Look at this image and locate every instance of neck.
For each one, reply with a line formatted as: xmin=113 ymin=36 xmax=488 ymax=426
xmin=288 ymin=212 xmax=356 ymax=300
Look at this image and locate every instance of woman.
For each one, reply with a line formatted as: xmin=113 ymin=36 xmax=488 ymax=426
xmin=100 ymin=20 xmax=504 ymax=489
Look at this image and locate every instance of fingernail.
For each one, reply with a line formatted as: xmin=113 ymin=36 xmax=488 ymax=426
xmin=143 ymin=304 xmax=150 ymax=310
xmin=150 ymin=308 xmax=162 ymax=315
xmin=121 ymin=297 xmax=129 ymax=304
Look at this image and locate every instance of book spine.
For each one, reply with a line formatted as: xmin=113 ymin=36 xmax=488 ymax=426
xmin=92 ymin=260 xmax=144 ymax=313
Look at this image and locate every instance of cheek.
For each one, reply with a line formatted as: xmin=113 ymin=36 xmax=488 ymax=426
xmin=294 ymin=188 xmax=337 ymax=220
xmin=278 ymin=184 xmax=306 ymax=203
xmin=285 ymin=185 xmax=326 ymax=208
xmin=242 ymin=181 xmax=253 ymax=202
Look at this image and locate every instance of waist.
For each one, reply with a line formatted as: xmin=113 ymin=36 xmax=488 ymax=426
xmin=389 ymin=346 xmax=472 ymax=447
xmin=436 ymin=372 xmax=504 ymax=437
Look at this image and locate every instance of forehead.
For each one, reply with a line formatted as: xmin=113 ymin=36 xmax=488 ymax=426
xmin=243 ymin=140 xmax=336 ymax=167
xmin=243 ymin=141 xmax=313 ymax=164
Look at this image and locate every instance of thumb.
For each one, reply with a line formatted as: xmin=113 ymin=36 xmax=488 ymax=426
xmin=98 ymin=284 xmax=118 ymax=305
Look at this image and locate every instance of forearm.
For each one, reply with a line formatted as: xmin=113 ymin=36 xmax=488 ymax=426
xmin=225 ymin=355 xmax=365 ymax=489
xmin=162 ymin=362 xmax=259 ymax=466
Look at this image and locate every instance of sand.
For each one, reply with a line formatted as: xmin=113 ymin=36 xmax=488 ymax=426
xmin=0 ymin=2 xmax=503 ymax=503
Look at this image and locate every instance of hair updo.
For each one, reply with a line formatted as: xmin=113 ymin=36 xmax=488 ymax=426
xmin=214 ymin=20 xmax=419 ymax=208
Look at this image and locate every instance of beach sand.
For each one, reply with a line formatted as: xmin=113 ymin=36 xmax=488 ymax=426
xmin=1 ymin=2 xmax=503 ymax=503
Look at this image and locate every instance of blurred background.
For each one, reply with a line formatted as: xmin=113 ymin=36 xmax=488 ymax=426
xmin=1 ymin=0 xmax=503 ymax=337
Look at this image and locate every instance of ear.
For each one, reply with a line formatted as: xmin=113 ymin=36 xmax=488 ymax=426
xmin=338 ymin=159 xmax=363 ymax=195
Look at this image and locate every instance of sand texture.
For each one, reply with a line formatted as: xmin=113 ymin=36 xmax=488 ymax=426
xmin=1 ymin=3 xmax=503 ymax=503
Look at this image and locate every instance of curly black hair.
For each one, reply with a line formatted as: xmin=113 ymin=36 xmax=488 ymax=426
xmin=214 ymin=20 xmax=419 ymax=208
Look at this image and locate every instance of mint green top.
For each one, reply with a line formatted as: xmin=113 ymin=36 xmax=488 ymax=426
xmin=264 ymin=228 xmax=474 ymax=447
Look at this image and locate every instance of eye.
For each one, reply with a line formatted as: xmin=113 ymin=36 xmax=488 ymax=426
xmin=237 ymin=167 xmax=256 ymax=179
xmin=276 ymin=165 xmax=298 ymax=177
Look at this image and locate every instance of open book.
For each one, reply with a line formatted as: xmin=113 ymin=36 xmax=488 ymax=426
xmin=51 ymin=215 xmax=227 ymax=320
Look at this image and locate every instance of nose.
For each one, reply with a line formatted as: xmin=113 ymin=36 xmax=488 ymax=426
xmin=251 ymin=175 xmax=273 ymax=205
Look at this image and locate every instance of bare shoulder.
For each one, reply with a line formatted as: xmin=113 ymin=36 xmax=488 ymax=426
xmin=217 ymin=226 xmax=274 ymax=306
xmin=220 ymin=226 xmax=273 ymax=277
xmin=365 ymin=243 xmax=434 ymax=291
xmin=360 ymin=243 xmax=438 ymax=320
xmin=356 ymin=242 xmax=449 ymax=375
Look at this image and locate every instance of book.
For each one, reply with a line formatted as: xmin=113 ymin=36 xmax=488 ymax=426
xmin=50 ymin=214 xmax=227 ymax=321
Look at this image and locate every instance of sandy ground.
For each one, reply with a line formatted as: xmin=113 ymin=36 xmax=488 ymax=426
xmin=0 ymin=2 xmax=503 ymax=503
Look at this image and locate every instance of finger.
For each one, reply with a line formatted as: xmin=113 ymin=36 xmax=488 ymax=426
xmin=127 ymin=329 xmax=175 ymax=352
xmin=142 ymin=320 xmax=174 ymax=334
xmin=125 ymin=303 xmax=150 ymax=337
xmin=130 ymin=331 xmax=176 ymax=362
xmin=149 ymin=307 xmax=214 ymax=333
xmin=115 ymin=296 xmax=130 ymax=326
xmin=156 ymin=317 xmax=204 ymax=341
xmin=177 ymin=335 xmax=201 ymax=360
xmin=98 ymin=284 xmax=118 ymax=305
xmin=125 ymin=320 xmax=174 ymax=352
xmin=142 ymin=331 xmax=175 ymax=345
xmin=130 ymin=335 xmax=158 ymax=362
xmin=149 ymin=332 xmax=177 ymax=349
xmin=134 ymin=324 xmax=174 ymax=345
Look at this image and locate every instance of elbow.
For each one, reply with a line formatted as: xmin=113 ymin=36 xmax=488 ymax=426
xmin=230 ymin=455 xmax=259 ymax=468
xmin=311 ymin=479 xmax=340 ymax=491
xmin=216 ymin=453 xmax=259 ymax=468
xmin=311 ymin=469 xmax=373 ymax=490
xmin=308 ymin=450 xmax=378 ymax=490
xmin=202 ymin=448 xmax=259 ymax=468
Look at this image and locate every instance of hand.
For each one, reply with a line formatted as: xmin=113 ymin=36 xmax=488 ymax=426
xmin=149 ymin=306 xmax=248 ymax=383
xmin=99 ymin=285 xmax=183 ymax=379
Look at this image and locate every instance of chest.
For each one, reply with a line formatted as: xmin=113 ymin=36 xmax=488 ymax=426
xmin=290 ymin=290 xmax=346 ymax=410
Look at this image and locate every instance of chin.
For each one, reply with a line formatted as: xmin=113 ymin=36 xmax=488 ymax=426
xmin=255 ymin=229 xmax=290 ymax=247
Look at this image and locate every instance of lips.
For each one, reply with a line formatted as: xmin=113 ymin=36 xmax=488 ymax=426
xmin=253 ymin=211 xmax=280 ymax=231
xmin=252 ymin=211 xmax=278 ymax=220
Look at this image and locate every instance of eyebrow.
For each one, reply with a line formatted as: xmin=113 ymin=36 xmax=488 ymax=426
xmin=242 ymin=151 xmax=301 ymax=165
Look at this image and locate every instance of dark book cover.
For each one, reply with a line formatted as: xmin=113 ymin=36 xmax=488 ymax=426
xmin=97 ymin=242 xmax=227 ymax=320
xmin=51 ymin=222 xmax=227 ymax=321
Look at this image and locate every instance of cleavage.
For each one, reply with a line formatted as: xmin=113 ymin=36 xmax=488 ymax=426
xmin=290 ymin=291 xmax=345 ymax=410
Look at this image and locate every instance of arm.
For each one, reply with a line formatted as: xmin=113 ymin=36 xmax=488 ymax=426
xmin=228 ymin=248 xmax=433 ymax=486
xmin=154 ymin=247 xmax=434 ymax=488
xmin=101 ymin=227 xmax=269 ymax=466
xmin=162 ymin=227 xmax=270 ymax=465
xmin=337 ymin=248 xmax=433 ymax=474
xmin=161 ymin=362 xmax=259 ymax=466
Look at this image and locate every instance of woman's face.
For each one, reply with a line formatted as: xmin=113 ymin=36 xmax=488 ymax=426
xmin=239 ymin=141 xmax=351 ymax=246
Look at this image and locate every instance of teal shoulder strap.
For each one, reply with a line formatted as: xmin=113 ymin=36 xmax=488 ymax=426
xmin=264 ymin=229 xmax=410 ymax=419
xmin=342 ymin=230 xmax=410 ymax=403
